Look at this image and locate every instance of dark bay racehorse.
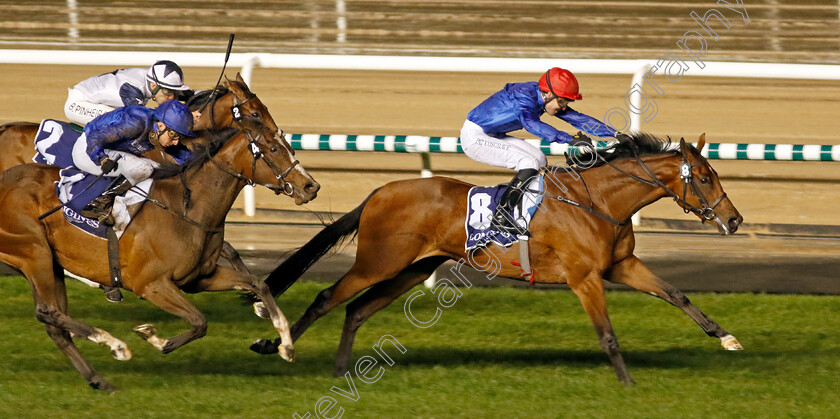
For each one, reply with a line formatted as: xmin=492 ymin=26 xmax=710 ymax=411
xmin=0 ymin=118 xmax=318 ymax=391
xmin=255 ymin=134 xmax=743 ymax=384
xmin=0 ymin=73 xmax=276 ymax=274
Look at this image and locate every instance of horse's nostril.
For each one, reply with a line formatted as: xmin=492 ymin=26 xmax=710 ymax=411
xmin=728 ymin=217 xmax=741 ymax=231
xmin=304 ymin=182 xmax=320 ymax=195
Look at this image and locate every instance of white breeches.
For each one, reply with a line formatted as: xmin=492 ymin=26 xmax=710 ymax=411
xmin=460 ymin=120 xmax=547 ymax=171
xmin=71 ymin=134 xmax=158 ymax=185
xmin=64 ymin=88 xmax=116 ymax=125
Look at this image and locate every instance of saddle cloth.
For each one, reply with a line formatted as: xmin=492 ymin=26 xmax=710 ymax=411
xmin=33 ymin=119 xmax=150 ymax=239
xmin=464 ymin=174 xmax=544 ymax=251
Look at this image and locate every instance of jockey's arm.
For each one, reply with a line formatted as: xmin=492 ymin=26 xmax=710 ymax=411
xmin=555 ymin=107 xmax=617 ymax=138
xmin=84 ymin=109 xmax=146 ymax=164
xmin=519 ymin=110 xmax=574 ymax=144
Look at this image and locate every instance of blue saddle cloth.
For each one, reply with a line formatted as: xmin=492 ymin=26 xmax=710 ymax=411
xmin=464 ymin=175 xmax=544 ymax=251
xmin=55 ymin=168 xmax=115 ymax=238
xmin=33 ymin=119 xmax=81 ymax=167
xmin=34 ymin=119 xmax=144 ymax=239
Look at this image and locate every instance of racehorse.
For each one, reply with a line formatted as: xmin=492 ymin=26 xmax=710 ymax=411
xmin=0 ymin=117 xmax=319 ymax=391
xmin=0 ymin=73 xmax=265 ymax=171
xmin=254 ymin=133 xmax=743 ymax=384
xmin=0 ymin=73 xmax=276 ymax=274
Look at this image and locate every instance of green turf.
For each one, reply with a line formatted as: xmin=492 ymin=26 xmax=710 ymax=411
xmin=0 ymin=276 xmax=837 ymax=418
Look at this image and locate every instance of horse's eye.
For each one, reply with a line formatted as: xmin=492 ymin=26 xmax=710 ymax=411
xmin=270 ymin=146 xmax=278 ymax=153
xmin=251 ymin=112 xmax=259 ymax=118
xmin=700 ymin=177 xmax=709 ymax=184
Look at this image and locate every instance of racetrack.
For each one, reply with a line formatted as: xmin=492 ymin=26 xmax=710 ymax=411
xmin=0 ymin=2 xmax=839 ymax=415
xmin=1 ymin=65 xmax=837 ymax=294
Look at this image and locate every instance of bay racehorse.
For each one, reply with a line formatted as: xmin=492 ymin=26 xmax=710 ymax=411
xmin=0 ymin=73 xmax=275 ymax=275
xmin=254 ymin=133 xmax=743 ymax=384
xmin=0 ymin=73 xmax=265 ymax=172
xmin=0 ymin=117 xmax=319 ymax=391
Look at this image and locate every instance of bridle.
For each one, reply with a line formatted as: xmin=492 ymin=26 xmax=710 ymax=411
xmin=209 ymin=90 xmax=299 ymax=196
xmin=598 ymin=142 xmax=727 ymax=222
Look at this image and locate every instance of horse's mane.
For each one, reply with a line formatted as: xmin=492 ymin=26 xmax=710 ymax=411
xmin=186 ymin=87 xmax=230 ymax=111
xmin=573 ymin=132 xmax=678 ymax=170
xmin=151 ymin=127 xmax=240 ymax=179
xmin=186 ymin=80 xmax=253 ymax=112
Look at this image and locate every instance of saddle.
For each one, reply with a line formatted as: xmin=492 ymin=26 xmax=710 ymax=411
xmin=464 ymin=173 xmax=544 ymax=283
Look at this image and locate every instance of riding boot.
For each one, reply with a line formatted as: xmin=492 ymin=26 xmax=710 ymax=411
xmin=80 ymin=176 xmax=133 ymax=224
xmin=491 ymin=168 xmax=539 ymax=233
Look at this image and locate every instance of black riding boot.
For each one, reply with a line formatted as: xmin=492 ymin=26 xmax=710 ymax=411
xmin=491 ymin=168 xmax=538 ymax=233
xmin=80 ymin=177 xmax=133 ymax=223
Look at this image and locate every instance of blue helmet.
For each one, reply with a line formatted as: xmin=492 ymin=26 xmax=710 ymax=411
xmin=154 ymin=100 xmax=195 ymax=137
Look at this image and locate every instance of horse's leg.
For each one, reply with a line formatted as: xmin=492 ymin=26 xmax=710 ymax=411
xmin=132 ymin=278 xmax=207 ymax=354
xmin=607 ymin=255 xmax=742 ymax=350
xmin=188 ymin=266 xmax=294 ymax=362
xmin=21 ymin=256 xmax=128 ymax=391
xmin=220 ymin=240 xmax=251 ymax=274
xmin=44 ymin=265 xmax=122 ymax=392
xmin=291 ymin=260 xmax=405 ymax=343
xmin=569 ymin=272 xmax=634 ymax=384
xmin=334 ymin=258 xmax=444 ymax=376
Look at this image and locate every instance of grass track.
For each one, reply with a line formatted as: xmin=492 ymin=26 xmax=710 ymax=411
xmin=0 ymin=276 xmax=838 ymax=418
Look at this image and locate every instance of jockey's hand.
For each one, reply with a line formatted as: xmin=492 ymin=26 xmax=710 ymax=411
xmin=99 ymin=157 xmax=118 ymax=174
xmin=570 ymin=132 xmax=594 ymax=148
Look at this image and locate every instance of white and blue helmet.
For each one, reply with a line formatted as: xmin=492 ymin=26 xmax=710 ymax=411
xmin=146 ymin=60 xmax=190 ymax=91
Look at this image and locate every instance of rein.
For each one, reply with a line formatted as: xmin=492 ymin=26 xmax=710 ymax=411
xmin=542 ymin=141 xmax=726 ymax=226
xmin=597 ymin=143 xmax=727 ymax=222
xmin=129 ymin=186 xmax=224 ymax=233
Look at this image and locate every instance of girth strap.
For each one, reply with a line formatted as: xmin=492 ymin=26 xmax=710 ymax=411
xmin=104 ymin=225 xmax=124 ymax=303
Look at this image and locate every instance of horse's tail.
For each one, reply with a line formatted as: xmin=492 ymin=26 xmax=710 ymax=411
xmin=265 ymin=189 xmax=379 ymax=297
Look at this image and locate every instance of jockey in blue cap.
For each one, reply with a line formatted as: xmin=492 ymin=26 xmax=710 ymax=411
xmin=71 ymin=99 xmax=196 ymax=221
xmin=460 ymin=67 xmax=625 ymax=232
xmin=64 ymin=60 xmax=196 ymax=125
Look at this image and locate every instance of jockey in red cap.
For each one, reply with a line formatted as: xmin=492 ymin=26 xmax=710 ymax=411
xmin=460 ymin=67 xmax=620 ymax=232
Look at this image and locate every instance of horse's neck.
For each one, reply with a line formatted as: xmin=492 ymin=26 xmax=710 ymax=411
xmin=155 ymin=144 xmax=246 ymax=229
xmin=194 ymin=94 xmax=232 ymax=130
xmin=568 ymin=154 xmax=681 ymax=223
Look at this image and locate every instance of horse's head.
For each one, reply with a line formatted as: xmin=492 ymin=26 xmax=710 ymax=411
xmin=221 ymin=118 xmax=319 ymax=205
xmin=676 ymin=134 xmax=743 ymax=234
xmin=192 ymin=73 xmax=279 ymax=133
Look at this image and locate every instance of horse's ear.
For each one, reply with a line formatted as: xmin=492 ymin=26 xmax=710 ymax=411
xmin=679 ymin=137 xmax=689 ymax=156
xmin=697 ymin=133 xmax=706 ymax=152
xmin=236 ymin=72 xmax=246 ymax=85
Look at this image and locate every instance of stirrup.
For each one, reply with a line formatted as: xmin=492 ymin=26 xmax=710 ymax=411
xmin=102 ymin=285 xmax=123 ymax=303
xmin=80 ymin=197 xmax=115 ymax=223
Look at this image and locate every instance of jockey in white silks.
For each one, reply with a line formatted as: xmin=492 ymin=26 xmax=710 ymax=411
xmin=64 ymin=60 xmax=193 ymax=125
xmin=460 ymin=67 xmax=627 ymax=232
xmin=71 ymin=100 xmax=196 ymax=221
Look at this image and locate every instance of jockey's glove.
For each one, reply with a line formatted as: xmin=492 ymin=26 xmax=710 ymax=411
xmin=570 ymin=132 xmax=594 ymax=148
xmin=99 ymin=157 xmax=118 ymax=174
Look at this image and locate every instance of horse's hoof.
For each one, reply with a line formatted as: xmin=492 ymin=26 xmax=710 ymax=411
xmin=278 ymin=344 xmax=295 ymax=362
xmin=253 ymin=301 xmax=270 ymax=319
xmin=721 ymin=334 xmax=743 ymax=351
xmin=133 ymin=324 xmax=157 ymax=340
xmin=89 ymin=378 xmax=118 ymax=393
xmin=111 ymin=344 xmax=132 ymax=361
xmin=249 ymin=338 xmax=279 ymax=355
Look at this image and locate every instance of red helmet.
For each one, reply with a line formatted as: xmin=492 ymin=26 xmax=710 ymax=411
xmin=538 ymin=67 xmax=582 ymax=101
